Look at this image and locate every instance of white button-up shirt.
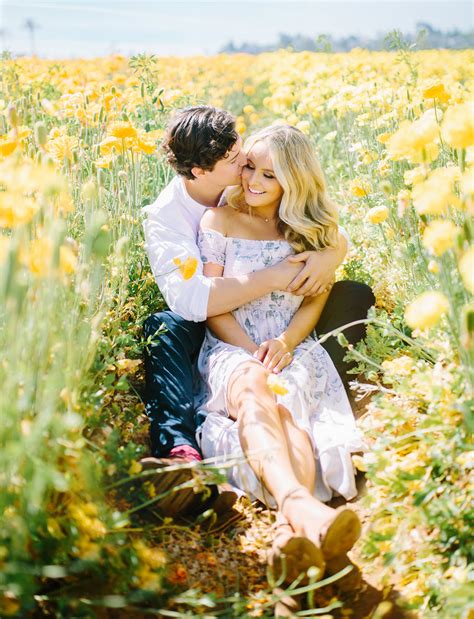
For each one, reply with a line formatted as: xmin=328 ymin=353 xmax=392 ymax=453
xmin=143 ymin=174 xmax=351 ymax=323
xmin=142 ymin=175 xmax=220 ymax=322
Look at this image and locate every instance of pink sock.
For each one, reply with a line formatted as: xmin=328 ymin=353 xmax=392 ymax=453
xmin=168 ymin=445 xmax=202 ymax=462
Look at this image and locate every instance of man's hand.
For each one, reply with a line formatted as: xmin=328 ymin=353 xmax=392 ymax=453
xmin=254 ymin=337 xmax=294 ymax=374
xmin=268 ymin=257 xmax=304 ymax=291
xmin=286 ymin=237 xmax=347 ymax=296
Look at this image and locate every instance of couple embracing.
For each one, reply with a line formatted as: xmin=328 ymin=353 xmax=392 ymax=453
xmin=142 ymin=106 xmax=374 ymax=580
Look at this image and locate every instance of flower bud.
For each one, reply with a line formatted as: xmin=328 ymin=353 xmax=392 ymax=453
xmin=81 ymin=180 xmax=98 ymax=203
xmin=337 ymin=332 xmax=349 ymax=347
xmin=97 ymin=168 xmax=106 ymax=187
xmin=34 ymin=121 xmax=48 ymax=147
xmin=7 ymin=104 xmax=18 ymax=129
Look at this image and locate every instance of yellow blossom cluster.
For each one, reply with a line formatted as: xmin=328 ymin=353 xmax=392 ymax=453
xmin=1 ymin=47 xmax=472 ymax=616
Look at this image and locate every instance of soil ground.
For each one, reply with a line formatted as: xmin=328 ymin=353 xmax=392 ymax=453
xmin=105 ymin=384 xmax=416 ymax=619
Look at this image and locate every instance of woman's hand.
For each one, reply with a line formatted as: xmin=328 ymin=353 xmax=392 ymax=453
xmin=254 ymin=337 xmax=294 ymax=373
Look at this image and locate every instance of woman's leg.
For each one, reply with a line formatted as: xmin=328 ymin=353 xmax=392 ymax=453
xmin=226 ymin=363 xmax=334 ymax=536
xmin=226 ymin=361 xmax=360 ymax=558
xmin=278 ymin=404 xmax=315 ymax=490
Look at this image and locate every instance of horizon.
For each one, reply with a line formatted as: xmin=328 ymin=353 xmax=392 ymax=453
xmin=1 ymin=0 xmax=473 ymax=59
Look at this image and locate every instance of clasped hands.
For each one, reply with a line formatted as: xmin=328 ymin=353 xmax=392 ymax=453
xmin=253 ymin=336 xmax=294 ymax=374
xmin=284 ymin=250 xmax=337 ymax=297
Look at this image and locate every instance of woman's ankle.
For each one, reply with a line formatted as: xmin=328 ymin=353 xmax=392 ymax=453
xmin=278 ymin=486 xmax=310 ymax=515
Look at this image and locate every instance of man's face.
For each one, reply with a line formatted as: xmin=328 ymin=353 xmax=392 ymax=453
xmin=204 ymin=135 xmax=247 ymax=187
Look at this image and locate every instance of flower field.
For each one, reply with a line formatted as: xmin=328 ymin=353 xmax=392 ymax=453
xmin=0 ymin=47 xmax=472 ymax=617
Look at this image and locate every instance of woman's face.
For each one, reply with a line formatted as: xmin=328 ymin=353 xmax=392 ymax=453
xmin=241 ymin=140 xmax=283 ymax=211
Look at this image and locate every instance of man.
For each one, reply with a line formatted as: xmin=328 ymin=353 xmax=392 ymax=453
xmin=141 ymin=106 xmax=374 ymax=514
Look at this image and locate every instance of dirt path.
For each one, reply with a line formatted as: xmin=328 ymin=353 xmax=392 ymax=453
xmin=114 ymin=386 xmax=413 ymax=618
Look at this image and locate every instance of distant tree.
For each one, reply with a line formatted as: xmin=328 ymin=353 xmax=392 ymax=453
xmin=219 ymin=23 xmax=474 ymax=54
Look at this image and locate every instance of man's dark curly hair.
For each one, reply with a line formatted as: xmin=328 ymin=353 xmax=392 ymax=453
xmin=162 ymin=106 xmax=238 ymax=179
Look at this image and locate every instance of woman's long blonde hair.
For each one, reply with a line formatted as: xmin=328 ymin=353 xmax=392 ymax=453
xmin=228 ymin=125 xmax=339 ymax=252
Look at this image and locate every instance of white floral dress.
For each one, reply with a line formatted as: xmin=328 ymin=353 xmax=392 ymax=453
xmin=195 ymin=229 xmax=366 ymax=504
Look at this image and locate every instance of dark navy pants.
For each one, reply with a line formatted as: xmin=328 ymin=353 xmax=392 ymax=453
xmin=143 ymin=280 xmax=375 ymax=458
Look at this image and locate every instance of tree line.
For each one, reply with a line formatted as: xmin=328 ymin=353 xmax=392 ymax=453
xmin=220 ymin=23 xmax=474 ymax=54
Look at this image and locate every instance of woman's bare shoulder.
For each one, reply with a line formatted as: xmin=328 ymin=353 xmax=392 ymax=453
xmin=200 ymin=205 xmax=237 ymax=235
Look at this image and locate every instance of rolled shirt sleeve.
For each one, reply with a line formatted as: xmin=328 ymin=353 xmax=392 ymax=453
xmin=143 ymin=214 xmax=211 ymax=322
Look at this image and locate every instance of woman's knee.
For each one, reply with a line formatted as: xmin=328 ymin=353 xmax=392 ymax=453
xmin=277 ymin=404 xmax=293 ymax=425
xmin=230 ymin=361 xmax=270 ymax=389
xmin=227 ymin=362 xmax=274 ymax=414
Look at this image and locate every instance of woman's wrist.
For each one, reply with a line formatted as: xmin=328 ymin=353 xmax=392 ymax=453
xmin=276 ymin=333 xmax=295 ymax=352
xmin=247 ymin=342 xmax=260 ymax=355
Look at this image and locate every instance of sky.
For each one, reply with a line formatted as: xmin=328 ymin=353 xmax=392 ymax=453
xmin=1 ymin=0 xmax=473 ymax=58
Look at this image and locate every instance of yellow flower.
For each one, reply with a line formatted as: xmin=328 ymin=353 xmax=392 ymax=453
xmin=134 ymin=540 xmax=166 ymax=569
xmin=458 ymin=247 xmax=474 ymax=294
xmin=144 ymin=480 xmax=156 ymax=498
xmin=377 ymin=132 xmax=391 ymax=144
xmin=95 ymin=156 xmax=112 ymax=169
xmin=128 ymin=460 xmax=143 ymax=475
xmin=0 ymin=137 xmax=18 ymax=157
xmin=0 ymin=594 xmax=20 ymax=616
xmin=352 ymin=455 xmax=367 ymax=472
xmin=145 ymin=129 xmax=164 ymax=141
xmin=412 ymin=167 xmax=461 ymax=215
xmin=405 ymin=291 xmax=449 ymax=330
xmin=296 ymin=120 xmax=310 ymax=134
xmin=267 ymin=374 xmax=289 ymax=396
xmin=382 ymin=355 xmax=415 ymax=376
xmin=16 ymin=126 xmax=31 ymax=142
xmin=136 ymin=130 xmax=157 ymax=155
xmin=441 ymin=102 xmax=474 ymax=149
xmin=59 ymin=245 xmax=77 ymax=275
xmin=377 ymin=160 xmax=391 ymax=177
xmin=422 ymin=219 xmax=460 ymax=256
xmin=0 ymin=193 xmax=38 ymax=228
xmin=173 ymin=256 xmax=198 ymax=280
xmin=236 ymin=121 xmax=247 ymax=135
xmin=99 ymin=136 xmax=123 ymax=156
xmin=397 ymin=189 xmax=411 ymax=215
xmin=74 ymin=538 xmax=100 ymax=560
xmin=349 ymin=178 xmax=370 ymax=197
xmin=108 ymin=121 xmax=138 ymax=139
xmin=249 ymin=112 xmax=260 ymax=125
xmin=82 ymin=503 xmax=99 ymax=517
xmin=403 ymin=166 xmax=427 ymax=186
xmin=25 ymin=237 xmax=53 ymax=276
xmin=46 ymin=134 xmax=79 ymax=164
xmin=47 ymin=518 xmax=65 ymax=539
xmin=422 ymin=82 xmax=450 ymax=103
xmin=116 ymin=358 xmax=142 ymax=375
xmin=69 ymin=504 xmax=107 ymax=539
xmin=54 ymin=190 xmax=75 ymax=215
xmin=386 ymin=110 xmax=440 ymax=163
xmin=427 ymin=260 xmax=440 ymax=274
xmin=366 ymin=205 xmax=389 ymax=224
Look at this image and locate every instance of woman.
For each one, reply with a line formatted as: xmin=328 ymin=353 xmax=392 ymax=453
xmin=195 ymin=125 xmax=366 ymax=581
